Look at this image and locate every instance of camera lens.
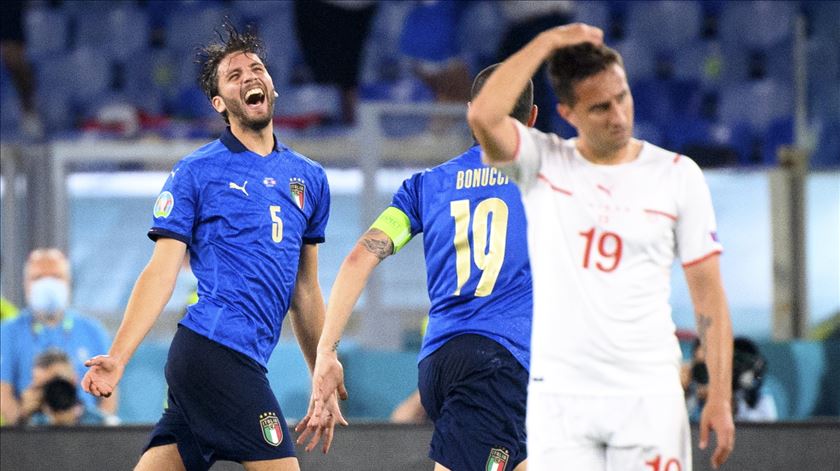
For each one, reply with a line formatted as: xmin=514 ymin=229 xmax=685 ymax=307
xmin=691 ymin=362 xmax=709 ymax=385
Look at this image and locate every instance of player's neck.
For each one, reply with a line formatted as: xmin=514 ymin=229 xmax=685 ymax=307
xmin=577 ymin=138 xmax=642 ymax=165
xmin=230 ymin=122 xmax=275 ymax=157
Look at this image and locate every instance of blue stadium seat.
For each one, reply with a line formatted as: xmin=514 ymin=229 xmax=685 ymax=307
xmin=812 ymin=119 xmax=840 ymax=169
xmin=253 ymin=8 xmax=298 ymax=92
xmin=24 ymin=6 xmax=69 ymax=59
xmin=613 ymin=38 xmax=655 ymax=81
xmin=574 ymin=1 xmax=610 ymax=30
xmin=761 ymin=116 xmax=794 ymax=166
xmin=718 ymin=79 xmax=794 ymax=131
xmin=624 ymin=0 xmax=702 ymax=52
xmin=164 ymin=4 xmax=234 ymax=53
xmin=719 ymin=1 xmax=796 ymax=50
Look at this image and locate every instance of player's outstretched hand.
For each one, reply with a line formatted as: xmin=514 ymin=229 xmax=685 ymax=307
xmin=699 ymin=398 xmax=735 ymax=469
xmin=81 ymin=355 xmax=124 ymax=399
xmin=295 ymin=353 xmax=349 ymax=453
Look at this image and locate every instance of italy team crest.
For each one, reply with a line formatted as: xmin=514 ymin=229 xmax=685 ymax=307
xmin=259 ymin=412 xmax=283 ymax=446
xmin=289 ymin=177 xmax=305 ymax=210
xmin=486 ymin=447 xmax=509 ymax=471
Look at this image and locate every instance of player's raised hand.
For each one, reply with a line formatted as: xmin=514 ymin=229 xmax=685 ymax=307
xmin=295 ymin=353 xmax=349 ymax=453
xmin=699 ymin=398 xmax=735 ymax=469
xmin=539 ymin=22 xmax=604 ymax=50
xmin=81 ymin=354 xmax=124 ymax=399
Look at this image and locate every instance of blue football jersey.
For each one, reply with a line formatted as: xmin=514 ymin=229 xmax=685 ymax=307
xmin=390 ymin=145 xmax=532 ymax=370
xmin=149 ymin=128 xmax=330 ymax=367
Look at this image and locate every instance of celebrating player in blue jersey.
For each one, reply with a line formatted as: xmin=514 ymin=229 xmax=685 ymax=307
xmin=296 ymin=65 xmax=536 ymax=471
xmin=81 ymin=23 xmax=344 ymax=471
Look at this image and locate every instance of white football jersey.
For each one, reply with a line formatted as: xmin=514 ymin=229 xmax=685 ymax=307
xmin=502 ymin=121 xmax=723 ymax=395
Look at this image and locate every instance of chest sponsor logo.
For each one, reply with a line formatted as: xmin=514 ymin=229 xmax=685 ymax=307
xmin=259 ymin=412 xmax=283 ymax=446
xmin=290 ymin=177 xmax=305 ymax=210
xmin=486 ymin=447 xmax=509 ymax=471
xmin=229 ymin=180 xmax=249 ymax=196
xmin=153 ymin=191 xmax=174 ymax=218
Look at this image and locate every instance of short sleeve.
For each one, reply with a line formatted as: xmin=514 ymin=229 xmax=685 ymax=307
xmin=148 ymin=161 xmax=199 ymax=245
xmin=485 ymin=120 xmax=548 ymax=192
xmin=303 ymin=167 xmax=330 ymax=244
xmin=676 ymin=158 xmax=723 ymax=266
xmin=389 ymin=171 xmax=424 ymax=237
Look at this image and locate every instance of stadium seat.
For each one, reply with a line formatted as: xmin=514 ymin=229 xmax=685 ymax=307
xmin=164 ymin=4 xmax=234 ymax=53
xmin=719 ymin=1 xmax=796 ymax=50
xmin=718 ymin=79 xmax=794 ymax=132
xmin=624 ymin=0 xmax=702 ymax=53
xmin=574 ymin=1 xmax=610 ymax=30
xmin=812 ymin=119 xmax=840 ymax=169
xmin=24 ymin=6 xmax=69 ymax=59
xmin=761 ymin=116 xmax=794 ymax=166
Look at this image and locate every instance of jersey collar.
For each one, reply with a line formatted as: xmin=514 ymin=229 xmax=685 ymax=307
xmin=220 ymin=127 xmax=286 ymax=154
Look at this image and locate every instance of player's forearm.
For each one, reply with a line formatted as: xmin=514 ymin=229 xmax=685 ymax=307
xmin=108 ymin=263 xmax=178 ymax=365
xmin=685 ymin=257 xmax=733 ymax=405
xmin=290 ymin=287 xmax=326 ymax=373
xmin=468 ymin=35 xmax=553 ymax=163
xmin=317 ymin=243 xmax=383 ymax=355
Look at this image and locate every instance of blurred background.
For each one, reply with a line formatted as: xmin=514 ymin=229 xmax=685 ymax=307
xmin=1 ymin=0 xmax=838 ymax=427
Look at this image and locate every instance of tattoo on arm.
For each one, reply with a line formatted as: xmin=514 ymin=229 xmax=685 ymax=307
xmin=331 ymin=340 xmax=339 ymax=352
xmin=696 ymin=313 xmax=712 ymax=345
xmin=361 ymin=229 xmax=394 ymax=261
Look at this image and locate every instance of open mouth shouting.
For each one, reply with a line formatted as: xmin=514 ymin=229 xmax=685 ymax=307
xmin=244 ymin=86 xmax=267 ymax=109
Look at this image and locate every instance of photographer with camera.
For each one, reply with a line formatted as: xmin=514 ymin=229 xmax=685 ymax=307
xmin=18 ymin=349 xmax=106 ymax=426
xmin=685 ymin=336 xmax=778 ymax=422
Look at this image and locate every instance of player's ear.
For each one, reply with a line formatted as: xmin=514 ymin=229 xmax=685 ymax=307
xmin=527 ymin=104 xmax=538 ymax=128
xmin=212 ymin=96 xmax=226 ymax=114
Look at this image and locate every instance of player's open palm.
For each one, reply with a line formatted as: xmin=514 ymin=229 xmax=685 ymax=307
xmin=81 ymin=355 xmax=124 ymax=399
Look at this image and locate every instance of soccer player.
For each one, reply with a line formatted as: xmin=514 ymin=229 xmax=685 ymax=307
xmin=296 ymin=64 xmax=536 ymax=471
xmin=468 ymin=24 xmax=736 ymax=470
xmin=81 ymin=23 xmax=344 ymax=471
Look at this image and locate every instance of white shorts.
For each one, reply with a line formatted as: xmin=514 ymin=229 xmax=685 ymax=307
xmin=527 ymin=392 xmax=691 ymax=471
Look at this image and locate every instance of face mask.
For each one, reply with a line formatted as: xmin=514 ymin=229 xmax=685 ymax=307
xmin=29 ymin=277 xmax=69 ymax=315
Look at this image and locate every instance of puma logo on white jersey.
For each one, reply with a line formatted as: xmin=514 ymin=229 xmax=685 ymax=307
xmin=229 ymin=181 xmax=249 ymax=196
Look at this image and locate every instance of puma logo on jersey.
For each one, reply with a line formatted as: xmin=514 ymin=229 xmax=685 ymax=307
xmin=229 ymin=181 xmax=249 ymax=196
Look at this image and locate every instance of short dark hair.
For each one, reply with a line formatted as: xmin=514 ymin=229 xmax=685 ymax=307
xmin=547 ymin=42 xmax=624 ymax=107
xmin=34 ymin=349 xmax=70 ymax=369
xmin=196 ymin=20 xmax=267 ymax=123
xmin=471 ymin=64 xmax=534 ymax=124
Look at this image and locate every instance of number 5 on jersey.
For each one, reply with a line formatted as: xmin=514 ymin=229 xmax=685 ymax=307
xmin=450 ymin=198 xmax=508 ymax=297
xmin=270 ymin=205 xmax=283 ymax=242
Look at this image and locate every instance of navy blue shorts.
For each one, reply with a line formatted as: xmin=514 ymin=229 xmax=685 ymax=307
xmin=144 ymin=326 xmax=294 ymax=470
xmin=418 ymin=334 xmax=528 ymax=471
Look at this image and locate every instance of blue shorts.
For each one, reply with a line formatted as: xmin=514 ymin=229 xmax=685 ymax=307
xmin=145 ymin=326 xmax=294 ymax=470
xmin=418 ymin=334 xmax=528 ymax=471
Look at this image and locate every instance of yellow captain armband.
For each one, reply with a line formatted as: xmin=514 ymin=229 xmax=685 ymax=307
xmin=370 ymin=206 xmax=412 ymax=254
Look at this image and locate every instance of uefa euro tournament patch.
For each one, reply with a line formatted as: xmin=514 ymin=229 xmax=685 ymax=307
xmin=259 ymin=412 xmax=283 ymax=446
xmin=153 ymin=191 xmax=174 ymax=218
xmin=486 ymin=447 xmax=509 ymax=471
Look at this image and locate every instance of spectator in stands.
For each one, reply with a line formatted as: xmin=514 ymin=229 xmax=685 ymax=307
xmin=23 ymin=350 xmax=106 ymax=426
xmin=0 ymin=248 xmax=117 ymax=425
xmin=0 ymin=0 xmax=43 ymax=139
xmin=294 ymin=0 xmax=378 ymax=125
xmin=398 ymin=1 xmax=472 ymax=110
xmin=685 ymin=337 xmax=777 ymax=422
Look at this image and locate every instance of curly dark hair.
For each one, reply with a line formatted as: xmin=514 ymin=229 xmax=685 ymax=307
xmin=196 ymin=20 xmax=267 ymax=122
xmin=547 ymin=42 xmax=624 ymax=107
